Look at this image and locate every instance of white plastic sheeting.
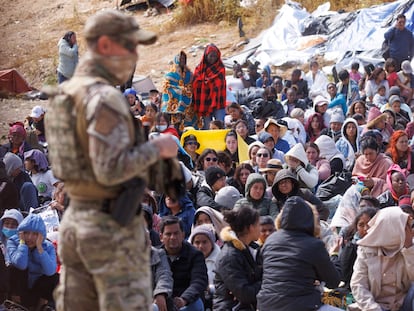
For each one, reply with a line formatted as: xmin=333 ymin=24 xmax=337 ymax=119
xmin=223 ymin=0 xmax=414 ymax=70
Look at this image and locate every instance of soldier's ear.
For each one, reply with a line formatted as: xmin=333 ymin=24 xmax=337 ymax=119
xmin=96 ymin=35 xmax=112 ymax=55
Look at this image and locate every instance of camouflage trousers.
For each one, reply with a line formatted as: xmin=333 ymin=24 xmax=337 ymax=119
xmin=54 ymin=199 xmax=151 ymax=311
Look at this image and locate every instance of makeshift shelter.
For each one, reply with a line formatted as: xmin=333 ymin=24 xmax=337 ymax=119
xmin=0 ymin=69 xmax=33 ymax=95
xmin=223 ymin=0 xmax=414 ymax=71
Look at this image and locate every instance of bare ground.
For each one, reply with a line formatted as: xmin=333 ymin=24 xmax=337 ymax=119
xmin=0 ymin=0 xmax=247 ymax=143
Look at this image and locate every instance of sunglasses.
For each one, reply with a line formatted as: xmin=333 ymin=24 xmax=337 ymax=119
xmin=257 ymin=153 xmax=269 ymax=158
xmin=186 ymin=141 xmax=198 ymax=146
xmin=205 ymin=157 xmax=218 ymax=162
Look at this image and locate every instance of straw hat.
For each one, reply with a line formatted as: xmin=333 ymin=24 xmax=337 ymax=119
xmin=264 ymin=118 xmax=287 ymax=137
xmin=259 ymin=159 xmax=283 ymax=173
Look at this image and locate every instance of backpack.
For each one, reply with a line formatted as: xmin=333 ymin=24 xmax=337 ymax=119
xmin=43 ymin=77 xmax=100 ymax=181
xmin=381 ymin=39 xmax=390 ymax=60
xmin=315 ymin=170 xmax=353 ymax=201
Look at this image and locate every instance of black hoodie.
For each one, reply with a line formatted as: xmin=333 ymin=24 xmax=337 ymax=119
xmin=257 ymin=196 xmax=341 ymax=311
xmin=271 ymin=169 xmax=329 ymax=220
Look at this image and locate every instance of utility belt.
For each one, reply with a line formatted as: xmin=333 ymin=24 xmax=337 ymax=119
xmin=71 ymin=177 xmax=145 ymax=227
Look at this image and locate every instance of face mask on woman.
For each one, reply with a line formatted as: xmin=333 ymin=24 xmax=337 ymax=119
xmin=2 ymin=227 xmax=18 ymax=238
xmin=156 ymin=125 xmax=167 ymax=132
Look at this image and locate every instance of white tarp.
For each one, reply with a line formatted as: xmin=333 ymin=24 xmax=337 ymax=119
xmin=224 ymin=0 xmax=414 ymax=70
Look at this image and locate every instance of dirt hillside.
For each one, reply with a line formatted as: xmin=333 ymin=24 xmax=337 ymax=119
xmin=0 ymin=0 xmax=247 ymax=143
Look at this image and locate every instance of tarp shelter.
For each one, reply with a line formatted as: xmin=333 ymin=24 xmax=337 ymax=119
xmin=0 ymin=69 xmax=33 ymax=95
xmin=119 ymin=0 xmax=175 ymax=9
xmin=223 ymin=0 xmax=414 ymax=70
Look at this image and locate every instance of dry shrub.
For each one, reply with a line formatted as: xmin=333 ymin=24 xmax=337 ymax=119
xmin=169 ymin=0 xmax=393 ymax=33
xmin=172 ymin=0 xmax=243 ymax=26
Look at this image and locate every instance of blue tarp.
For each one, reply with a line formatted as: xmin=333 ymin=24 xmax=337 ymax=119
xmin=223 ymin=0 xmax=414 ymax=70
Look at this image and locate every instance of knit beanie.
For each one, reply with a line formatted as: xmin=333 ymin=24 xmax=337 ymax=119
xmin=215 ymin=186 xmax=241 ymax=209
xmin=205 ymin=166 xmax=226 ymax=187
xmin=189 ymin=223 xmax=216 ymax=246
xmin=3 ymin=152 xmax=23 ymax=177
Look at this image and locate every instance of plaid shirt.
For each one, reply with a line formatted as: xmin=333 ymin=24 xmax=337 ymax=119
xmin=192 ymin=44 xmax=226 ymax=116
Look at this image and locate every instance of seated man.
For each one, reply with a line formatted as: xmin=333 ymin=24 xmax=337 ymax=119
xmin=160 ymin=216 xmax=208 ymax=311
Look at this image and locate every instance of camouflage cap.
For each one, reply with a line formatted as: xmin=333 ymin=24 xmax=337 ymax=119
xmin=84 ymin=9 xmax=157 ymax=45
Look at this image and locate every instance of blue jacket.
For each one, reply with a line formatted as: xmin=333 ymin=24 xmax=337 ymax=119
xmin=384 ymin=26 xmax=414 ymax=64
xmin=7 ymin=213 xmax=57 ymax=288
xmin=255 ymin=66 xmax=272 ymax=88
xmin=159 ymin=194 xmax=195 ymax=238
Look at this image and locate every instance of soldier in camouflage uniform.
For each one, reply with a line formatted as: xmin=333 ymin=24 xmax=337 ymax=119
xmin=48 ymin=10 xmax=178 ymax=311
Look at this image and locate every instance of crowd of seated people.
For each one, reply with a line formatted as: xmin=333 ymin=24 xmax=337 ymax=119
xmin=2 ymin=42 xmax=414 ymax=311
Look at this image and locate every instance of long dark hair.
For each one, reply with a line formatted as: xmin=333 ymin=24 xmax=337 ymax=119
xmin=223 ymin=204 xmax=259 ymax=237
xmin=63 ymin=31 xmax=75 ymax=47
xmin=343 ymin=207 xmax=377 ymax=241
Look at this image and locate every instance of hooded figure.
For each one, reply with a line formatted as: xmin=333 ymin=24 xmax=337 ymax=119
xmin=285 ymin=143 xmax=319 ymax=190
xmin=7 ymin=214 xmax=57 ymax=289
xmin=350 ymin=206 xmax=414 ymax=311
xmin=255 ymin=65 xmax=272 ymax=88
xmin=192 ymin=43 xmax=226 ymax=128
xmin=272 ymin=169 xmax=329 ymax=221
xmin=335 ymin=118 xmax=361 ymax=171
xmin=162 ymin=51 xmax=197 ymax=130
xmin=0 ymin=161 xmax=19 ymax=210
xmin=257 ymin=196 xmax=340 ymax=311
xmin=377 ymin=164 xmax=409 ymax=209
xmin=234 ymin=173 xmax=279 ymax=219
xmin=314 ymin=135 xmax=346 ymax=175
xmin=1 ymin=209 xmax=24 ymax=263
xmin=7 ymin=214 xmax=58 ymax=310
xmin=158 ymin=194 xmax=195 ymax=239
xmin=3 ymin=152 xmax=39 ymax=211
xmin=192 ymin=205 xmax=228 ymax=242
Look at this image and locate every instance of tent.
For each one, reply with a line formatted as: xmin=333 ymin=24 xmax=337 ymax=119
xmin=0 ymin=69 xmax=33 ymax=95
xmin=223 ymin=0 xmax=414 ymax=71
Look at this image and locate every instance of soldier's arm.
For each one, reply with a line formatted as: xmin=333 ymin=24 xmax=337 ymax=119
xmin=86 ymin=88 xmax=161 ymax=186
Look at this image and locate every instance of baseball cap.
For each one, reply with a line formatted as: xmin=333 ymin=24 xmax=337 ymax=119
xmin=30 ymin=105 xmax=45 ymax=118
xmin=402 ymin=60 xmax=413 ymax=74
xmin=84 ymin=9 xmax=157 ymax=46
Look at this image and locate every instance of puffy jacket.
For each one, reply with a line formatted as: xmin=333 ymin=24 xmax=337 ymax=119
xmin=213 ymin=227 xmax=262 ymax=311
xmin=162 ymin=241 xmax=208 ymax=305
xmin=159 ymin=194 xmax=195 ymax=238
xmin=196 ymin=182 xmax=226 ymax=211
xmin=7 ymin=213 xmax=57 ymax=288
xmin=257 ymin=196 xmax=341 ymax=311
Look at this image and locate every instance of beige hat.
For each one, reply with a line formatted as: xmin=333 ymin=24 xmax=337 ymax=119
xmin=264 ymin=118 xmax=287 ymax=138
xmin=259 ymin=159 xmax=283 ymax=173
xmin=84 ymin=9 xmax=157 ymax=45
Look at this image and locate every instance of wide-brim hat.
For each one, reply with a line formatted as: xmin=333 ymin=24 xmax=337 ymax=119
xmin=264 ymin=118 xmax=287 ymax=137
xmin=366 ymin=107 xmax=387 ymax=129
xmin=259 ymin=159 xmax=283 ymax=173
